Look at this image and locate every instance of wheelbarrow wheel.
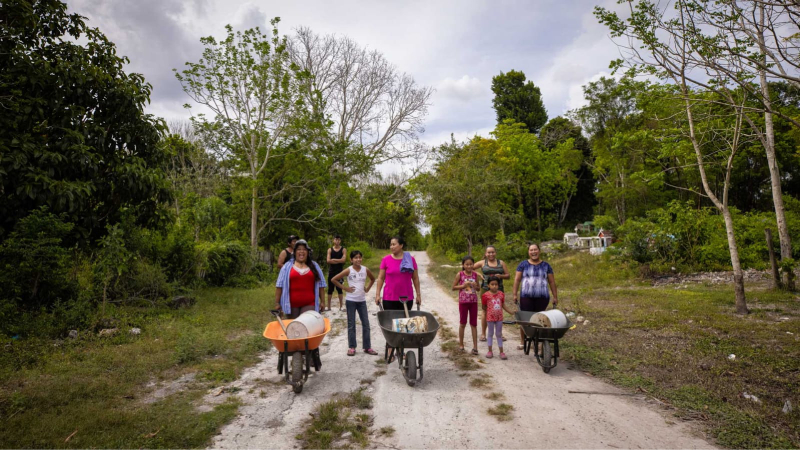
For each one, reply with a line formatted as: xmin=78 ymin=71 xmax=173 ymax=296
xmin=541 ymin=341 xmax=552 ymax=373
xmin=291 ymin=352 xmax=304 ymax=393
xmin=405 ymin=351 xmax=417 ymax=386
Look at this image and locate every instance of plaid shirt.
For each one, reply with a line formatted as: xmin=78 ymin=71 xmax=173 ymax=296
xmin=275 ymin=261 xmax=326 ymax=314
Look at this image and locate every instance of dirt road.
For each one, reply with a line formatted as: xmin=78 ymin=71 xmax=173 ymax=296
xmin=209 ymin=251 xmax=714 ymax=449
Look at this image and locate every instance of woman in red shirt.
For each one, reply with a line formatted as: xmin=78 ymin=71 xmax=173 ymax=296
xmin=275 ymin=240 xmax=326 ymax=319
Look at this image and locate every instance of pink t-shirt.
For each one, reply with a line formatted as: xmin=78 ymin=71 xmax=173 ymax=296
xmin=380 ymin=254 xmax=417 ymax=301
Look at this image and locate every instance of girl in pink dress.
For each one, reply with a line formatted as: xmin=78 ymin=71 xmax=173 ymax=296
xmin=452 ymin=255 xmax=483 ymax=355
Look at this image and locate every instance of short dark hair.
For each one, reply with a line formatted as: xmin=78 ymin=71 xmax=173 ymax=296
xmin=333 ymin=234 xmax=342 ymax=239
xmin=487 ymin=276 xmax=500 ymax=285
xmin=391 ymin=236 xmax=405 ymax=247
xmin=287 ymin=234 xmax=299 ymax=244
xmin=350 ymin=250 xmax=363 ymax=259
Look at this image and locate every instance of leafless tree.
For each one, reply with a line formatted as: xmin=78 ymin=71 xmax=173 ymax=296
xmin=289 ymin=27 xmax=434 ymax=171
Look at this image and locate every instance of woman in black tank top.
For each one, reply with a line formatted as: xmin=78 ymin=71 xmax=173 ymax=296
xmin=472 ymin=246 xmax=509 ymax=341
xmin=326 ymin=235 xmax=347 ymax=311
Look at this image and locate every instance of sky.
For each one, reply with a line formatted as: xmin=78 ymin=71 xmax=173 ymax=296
xmin=67 ymin=0 xmax=626 ymax=153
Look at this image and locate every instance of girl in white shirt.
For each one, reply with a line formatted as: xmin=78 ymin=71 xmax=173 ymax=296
xmin=331 ymin=251 xmax=377 ymax=356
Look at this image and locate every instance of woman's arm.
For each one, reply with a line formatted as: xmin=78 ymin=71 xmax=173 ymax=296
xmin=548 ymin=273 xmax=558 ymax=307
xmin=452 ymin=272 xmax=464 ymax=291
xmin=374 ymin=269 xmax=386 ymax=305
xmin=276 ymin=250 xmax=287 ymax=270
xmin=275 ymin=287 xmax=283 ymax=311
xmin=412 ymin=270 xmax=421 ymax=305
xmin=473 ymin=260 xmax=484 ymax=270
xmin=512 ymin=271 xmax=522 ymax=303
xmin=364 ymin=268 xmax=376 ymax=293
xmin=331 ymin=268 xmax=353 ymax=293
xmin=500 ymin=261 xmax=511 ymax=279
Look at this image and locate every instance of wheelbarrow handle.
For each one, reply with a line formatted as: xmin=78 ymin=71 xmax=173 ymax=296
xmin=270 ymin=309 xmax=282 ymax=318
xmin=502 ymin=320 xmax=516 ymax=325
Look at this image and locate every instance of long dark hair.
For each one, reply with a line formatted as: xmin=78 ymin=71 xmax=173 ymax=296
xmin=293 ymin=241 xmax=323 ymax=281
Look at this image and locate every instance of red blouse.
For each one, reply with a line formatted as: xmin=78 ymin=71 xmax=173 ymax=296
xmin=289 ymin=267 xmax=316 ymax=308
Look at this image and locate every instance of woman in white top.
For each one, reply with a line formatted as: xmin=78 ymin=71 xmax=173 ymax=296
xmin=331 ymin=250 xmax=377 ymax=356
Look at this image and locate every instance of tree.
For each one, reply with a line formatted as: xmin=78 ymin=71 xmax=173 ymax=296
xmin=539 ymin=117 xmax=596 ymax=225
xmin=176 ymin=20 xmax=324 ymax=254
xmin=597 ymin=0 xmax=796 ymax=288
xmin=491 ymin=70 xmax=548 ymax=134
xmin=415 ymin=138 xmax=511 ymax=255
xmin=596 ymin=2 xmax=753 ymax=313
xmin=289 ymin=28 xmax=434 ymax=171
xmin=0 ymin=0 xmax=172 ymax=242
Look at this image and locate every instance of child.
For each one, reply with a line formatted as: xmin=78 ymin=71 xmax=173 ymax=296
xmin=331 ymin=250 xmax=378 ymax=356
xmin=481 ymin=276 xmax=515 ymax=359
xmin=452 ymin=255 xmax=483 ymax=355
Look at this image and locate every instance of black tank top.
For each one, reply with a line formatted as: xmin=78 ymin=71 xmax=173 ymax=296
xmin=329 ymin=247 xmax=344 ymax=272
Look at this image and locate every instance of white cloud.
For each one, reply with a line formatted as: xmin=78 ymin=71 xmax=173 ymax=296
xmin=436 ymin=75 xmax=485 ymax=102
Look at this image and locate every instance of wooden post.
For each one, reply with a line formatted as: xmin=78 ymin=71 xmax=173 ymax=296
xmin=765 ymin=228 xmax=782 ymax=289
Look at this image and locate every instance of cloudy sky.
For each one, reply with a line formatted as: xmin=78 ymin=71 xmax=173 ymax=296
xmin=67 ymin=0 xmax=625 ymax=150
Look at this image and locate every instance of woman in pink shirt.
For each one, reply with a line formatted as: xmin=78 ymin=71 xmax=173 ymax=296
xmin=374 ymin=236 xmax=422 ymax=310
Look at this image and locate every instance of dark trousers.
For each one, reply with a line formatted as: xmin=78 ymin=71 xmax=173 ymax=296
xmin=346 ymin=300 xmax=371 ymax=349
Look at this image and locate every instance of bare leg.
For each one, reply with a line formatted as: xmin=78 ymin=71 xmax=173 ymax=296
xmin=326 ymin=294 xmax=332 ymax=310
xmin=338 ymin=293 xmax=344 ymax=310
xmin=471 ymin=326 xmax=478 ymax=351
xmin=458 ymin=324 xmax=466 ymax=350
xmin=480 ymin=306 xmax=487 ymax=340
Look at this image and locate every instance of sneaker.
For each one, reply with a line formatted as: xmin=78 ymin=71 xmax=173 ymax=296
xmin=499 ymin=352 xmax=507 ymax=360
xmin=486 ymin=350 xmax=494 ymax=359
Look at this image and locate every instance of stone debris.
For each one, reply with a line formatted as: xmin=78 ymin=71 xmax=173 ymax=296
xmin=727 ymin=354 xmax=736 ymax=361
xmin=129 ymin=327 xmax=142 ymax=335
xmin=98 ymin=328 xmax=118 ymax=337
xmin=68 ymin=330 xmax=78 ymax=339
xmin=583 ymin=320 xmax=590 ymax=325
xmin=782 ymin=400 xmax=792 ymax=414
xmin=742 ymin=392 xmax=761 ymax=404
xmin=576 ymin=316 xmax=585 ymax=323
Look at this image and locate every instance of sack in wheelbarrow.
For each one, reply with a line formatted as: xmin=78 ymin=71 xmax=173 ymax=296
xmin=391 ymin=316 xmax=428 ymax=333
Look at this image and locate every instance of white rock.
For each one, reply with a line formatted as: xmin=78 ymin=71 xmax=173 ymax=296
xmin=783 ymin=400 xmax=792 ymax=414
xmin=742 ymin=392 xmax=761 ymax=403
xmin=129 ymin=327 xmax=141 ymax=335
xmin=583 ymin=320 xmax=590 ymax=325
xmin=576 ymin=316 xmax=585 ymax=322
xmin=727 ymin=354 xmax=736 ymax=361
xmin=68 ymin=330 xmax=78 ymax=339
xmin=565 ymin=312 xmax=576 ymax=318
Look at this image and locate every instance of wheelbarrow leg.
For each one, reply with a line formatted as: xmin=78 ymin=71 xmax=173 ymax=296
xmin=417 ymin=346 xmax=424 ymax=383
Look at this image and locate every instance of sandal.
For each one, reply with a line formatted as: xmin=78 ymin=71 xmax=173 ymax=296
xmin=364 ymin=348 xmax=378 ymax=355
xmin=479 ymin=336 xmax=487 ymax=342
xmin=459 ymin=347 xmax=466 ymax=353
xmin=347 ymin=348 xmax=356 ymax=356
xmin=517 ymin=344 xmax=524 ymax=351
xmin=471 ymin=348 xmax=479 ymax=356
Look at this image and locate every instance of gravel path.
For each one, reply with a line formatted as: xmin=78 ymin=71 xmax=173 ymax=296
xmin=209 ymin=251 xmax=715 ymax=449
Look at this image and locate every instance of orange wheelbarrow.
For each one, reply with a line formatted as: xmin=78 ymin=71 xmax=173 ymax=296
xmin=263 ymin=309 xmax=331 ymax=393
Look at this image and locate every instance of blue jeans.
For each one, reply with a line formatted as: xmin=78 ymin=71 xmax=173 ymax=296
xmin=346 ymin=300 xmax=371 ymax=350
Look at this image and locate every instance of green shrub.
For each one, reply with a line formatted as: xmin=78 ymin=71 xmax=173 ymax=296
xmin=197 ymin=241 xmax=250 ymax=286
xmin=0 ymin=208 xmax=76 ymax=314
xmin=346 ymin=241 xmax=374 ymax=260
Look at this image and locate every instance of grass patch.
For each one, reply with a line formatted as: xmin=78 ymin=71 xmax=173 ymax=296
xmin=373 ymin=370 xmax=387 ymax=377
xmin=469 ymin=376 xmax=491 ymax=389
xmin=297 ymin=388 xmax=374 ymax=449
xmin=0 ymin=286 xmax=276 ymax=448
xmin=487 ymin=403 xmax=514 ymax=422
xmin=378 ymin=426 xmax=395 ymax=437
xmin=484 ymin=392 xmax=505 ymax=401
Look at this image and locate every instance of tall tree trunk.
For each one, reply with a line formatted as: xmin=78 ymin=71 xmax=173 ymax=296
xmin=755 ymin=6 xmax=793 ymax=289
xmin=251 ymin=183 xmax=258 ymax=254
xmin=722 ymin=209 xmax=749 ymax=314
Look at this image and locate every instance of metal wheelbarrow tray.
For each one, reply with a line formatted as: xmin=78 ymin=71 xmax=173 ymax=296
xmin=377 ymin=306 xmax=440 ymax=387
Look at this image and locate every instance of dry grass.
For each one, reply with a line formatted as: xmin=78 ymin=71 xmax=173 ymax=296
xmin=484 ymin=392 xmax=505 ymax=401
xmin=469 ymin=376 xmax=491 ymax=389
xmin=487 ymin=403 xmax=514 ymax=422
